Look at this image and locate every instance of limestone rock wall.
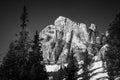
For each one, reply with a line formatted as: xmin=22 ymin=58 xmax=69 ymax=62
xmin=39 ymin=16 xmax=101 ymax=64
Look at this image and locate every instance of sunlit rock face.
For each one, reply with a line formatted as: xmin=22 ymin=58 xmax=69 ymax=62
xmin=39 ymin=16 xmax=109 ymax=79
xmin=40 ymin=16 xmax=92 ymax=64
xmin=39 ymin=16 xmax=99 ymax=64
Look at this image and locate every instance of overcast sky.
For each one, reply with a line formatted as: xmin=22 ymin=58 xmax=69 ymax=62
xmin=0 ymin=0 xmax=120 ymax=57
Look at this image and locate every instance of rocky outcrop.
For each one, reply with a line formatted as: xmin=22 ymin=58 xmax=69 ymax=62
xmin=39 ymin=16 xmax=110 ymax=79
xmin=39 ymin=16 xmax=101 ymax=65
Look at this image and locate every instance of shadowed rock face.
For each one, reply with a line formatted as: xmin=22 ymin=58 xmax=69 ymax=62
xmin=39 ymin=16 xmax=99 ymax=64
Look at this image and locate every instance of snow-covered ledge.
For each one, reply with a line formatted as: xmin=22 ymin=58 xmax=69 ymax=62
xmin=45 ymin=63 xmax=68 ymax=72
xmin=45 ymin=64 xmax=60 ymax=72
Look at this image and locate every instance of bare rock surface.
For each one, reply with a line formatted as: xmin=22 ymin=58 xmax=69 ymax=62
xmin=40 ymin=16 xmax=98 ymax=64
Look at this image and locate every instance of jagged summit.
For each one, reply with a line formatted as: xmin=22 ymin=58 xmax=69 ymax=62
xmin=40 ymin=16 xmax=99 ymax=65
xmin=39 ymin=17 xmax=109 ymax=79
xmin=54 ymin=16 xmax=66 ymax=25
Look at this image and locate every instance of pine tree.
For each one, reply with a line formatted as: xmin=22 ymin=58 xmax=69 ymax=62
xmin=15 ymin=5 xmax=31 ymax=80
xmin=105 ymin=12 xmax=120 ymax=80
xmin=1 ymin=42 xmax=19 ymax=80
xmin=64 ymin=50 xmax=79 ymax=80
xmin=1 ymin=5 xmax=31 ymax=80
xmin=29 ymin=31 xmax=48 ymax=80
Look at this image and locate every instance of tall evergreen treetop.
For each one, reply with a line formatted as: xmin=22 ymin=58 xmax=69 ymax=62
xmin=0 ymin=6 xmax=32 ymax=80
xmin=29 ymin=30 xmax=43 ymax=64
xmin=17 ymin=5 xmax=30 ymax=45
xmin=32 ymin=31 xmax=40 ymax=52
xmin=20 ymin=5 xmax=29 ymax=30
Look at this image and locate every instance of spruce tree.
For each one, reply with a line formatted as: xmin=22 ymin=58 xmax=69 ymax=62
xmin=29 ymin=31 xmax=48 ymax=80
xmin=1 ymin=5 xmax=31 ymax=80
xmin=1 ymin=42 xmax=19 ymax=80
xmin=105 ymin=12 xmax=120 ymax=80
xmin=64 ymin=50 xmax=79 ymax=80
xmin=15 ymin=5 xmax=31 ymax=80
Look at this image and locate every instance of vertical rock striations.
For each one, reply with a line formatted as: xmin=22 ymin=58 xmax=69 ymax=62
xmin=39 ymin=16 xmax=109 ymax=79
xmin=40 ymin=16 xmax=98 ymax=64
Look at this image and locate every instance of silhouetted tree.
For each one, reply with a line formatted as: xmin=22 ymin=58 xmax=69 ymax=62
xmin=64 ymin=50 xmax=79 ymax=80
xmin=29 ymin=31 xmax=48 ymax=80
xmin=1 ymin=5 xmax=31 ymax=80
xmin=0 ymin=42 xmax=19 ymax=80
xmin=105 ymin=12 xmax=120 ymax=80
xmin=15 ymin=5 xmax=31 ymax=80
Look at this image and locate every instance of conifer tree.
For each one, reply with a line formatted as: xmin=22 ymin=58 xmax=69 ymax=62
xmin=105 ymin=12 xmax=120 ymax=80
xmin=29 ymin=31 xmax=48 ymax=80
xmin=15 ymin=5 xmax=31 ymax=80
xmin=64 ymin=50 xmax=79 ymax=80
xmin=1 ymin=5 xmax=31 ymax=80
xmin=1 ymin=42 xmax=19 ymax=80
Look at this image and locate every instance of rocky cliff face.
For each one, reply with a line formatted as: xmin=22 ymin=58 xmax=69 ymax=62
xmin=39 ymin=16 xmax=102 ymax=65
xmin=39 ymin=16 xmax=109 ymax=79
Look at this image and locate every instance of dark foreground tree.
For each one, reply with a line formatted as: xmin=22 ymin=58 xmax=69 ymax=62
xmin=64 ymin=50 xmax=79 ymax=80
xmin=0 ymin=42 xmax=19 ymax=80
xmin=29 ymin=31 xmax=48 ymax=80
xmin=14 ymin=5 xmax=31 ymax=80
xmin=0 ymin=5 xmax=31 ymax=80
xmin=105 ymin=12 xmax=120 ymax=80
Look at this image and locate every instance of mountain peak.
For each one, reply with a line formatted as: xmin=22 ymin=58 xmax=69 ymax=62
xmin=40 ymin=16 xmax=98 ymax=65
